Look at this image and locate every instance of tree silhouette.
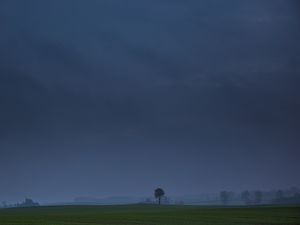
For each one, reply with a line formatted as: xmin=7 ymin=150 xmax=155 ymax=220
xmin=220 ymin=191 xmax=230 ymax=205
xmin=276 ymin=190 xmax=284 ymax=200
xmin=241 ymin=190 xmax=251 ymax=205
xmin=154 ymin=188 xmax=165 ymax=205
xmin=254 ymin=191 xmax=263 ymax=204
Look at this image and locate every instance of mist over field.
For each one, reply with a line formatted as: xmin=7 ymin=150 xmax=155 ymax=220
xmin=0 ymin=0 xmax=299 ymax=203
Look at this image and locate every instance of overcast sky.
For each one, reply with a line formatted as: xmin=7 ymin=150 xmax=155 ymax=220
xmin=0 ymin=0 xmax=300 ymax=203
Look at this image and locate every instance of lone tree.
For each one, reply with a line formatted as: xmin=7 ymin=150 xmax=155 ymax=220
xmin=154 ymin=188 xmax=165 ymax=205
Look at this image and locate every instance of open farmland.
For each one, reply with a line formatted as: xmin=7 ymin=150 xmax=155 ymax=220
xmin=0 ymin=205 xmax=299 ymax=225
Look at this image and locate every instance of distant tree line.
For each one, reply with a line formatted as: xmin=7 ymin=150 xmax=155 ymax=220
xmin=219 ymin=187 xmax=300 ymax=205
xmin=143 ymin=186 xmax=300 ymax=206
xmin=1 ymin=198 xmax=39 ymax=208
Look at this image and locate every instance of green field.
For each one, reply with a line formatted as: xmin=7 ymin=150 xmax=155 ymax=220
xmin=0 ymin=205 xmax=299 ymax=225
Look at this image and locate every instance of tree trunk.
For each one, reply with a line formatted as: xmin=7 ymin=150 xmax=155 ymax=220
xmin=159 ymin=197 xmax=161 ymax=205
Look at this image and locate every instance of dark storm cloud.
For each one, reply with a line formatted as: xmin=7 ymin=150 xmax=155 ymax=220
xmin=0 ymin=0 xmax=299 ymax=202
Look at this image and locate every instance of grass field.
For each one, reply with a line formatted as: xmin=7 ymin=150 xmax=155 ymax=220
xmin=0 ymin=205 xmax=299 ymax=225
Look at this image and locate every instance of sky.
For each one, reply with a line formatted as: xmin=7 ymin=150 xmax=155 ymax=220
xmin=0 ymin=0 xmax=300 ymax=203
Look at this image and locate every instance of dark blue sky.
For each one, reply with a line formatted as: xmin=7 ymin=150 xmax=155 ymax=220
xmin=0 ymin=0 xmax=300 ymax=203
